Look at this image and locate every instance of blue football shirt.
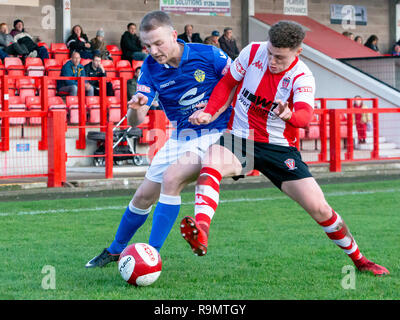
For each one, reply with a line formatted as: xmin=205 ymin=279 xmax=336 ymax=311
xmin=136 ymin=39 xmax=232 ymax=138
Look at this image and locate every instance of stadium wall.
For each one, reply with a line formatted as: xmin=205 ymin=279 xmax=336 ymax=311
xmin=0 ymin=0 xmax=244 ymax=50
xmin=254 ymin=0 xmax=392 ymax=54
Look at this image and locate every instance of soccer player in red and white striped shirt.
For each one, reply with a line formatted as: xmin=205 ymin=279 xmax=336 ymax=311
xmin=180 ymin=20 xmax=389 ymax=276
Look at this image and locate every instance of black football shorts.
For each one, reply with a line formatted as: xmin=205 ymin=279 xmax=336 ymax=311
xmin=216 ymin=131 xmax=313 ymax=189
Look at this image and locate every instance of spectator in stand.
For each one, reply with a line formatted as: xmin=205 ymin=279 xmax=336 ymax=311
xmin=127 ymin=66 xmax=141 ymax=101
xmin=218 ymin=27 xmax=239 ymax=60
xmin=67 ymin=25 xmax=99 ymax=59
xmin=90 ymin=29 xmax=111 ymax=60
xmin=57 ymin=51 xmax=94 ymax=96
xmin=354 ymin=35 xmax=363 ymax=44
xmin=203 ymin=30 xmax=220 ymax=47
xmin=84 ymin=53 xmax=113 ymax=96
xmin=0 ymin=23 xmax=13 ymax=60
xmin=0 ymin=22 xmax=32 ymax=59
xmin=353 ymin=95 xmax=371 ymax=145
xmin=342 ymin=31 xmax=354 ymax=40
xmin=178 ymin=24 xmax=203 ymax=43
xmin=364 ymin=35 xmax=379 ymax=52
xmin=10 ymin=19 xmax=49 ymax=61
xmin=120 ymin=23 xmax=147 ymax=61
xmin=391 ymin=44 xmax=400 ymax=56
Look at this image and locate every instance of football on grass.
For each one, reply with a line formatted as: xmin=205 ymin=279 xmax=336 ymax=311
xmin=118 ymin=243 xmax=162 ymax=286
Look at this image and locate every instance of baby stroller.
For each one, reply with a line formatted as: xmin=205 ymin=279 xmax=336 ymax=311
xmin=87 ymin=115 xmax=144 ymax=167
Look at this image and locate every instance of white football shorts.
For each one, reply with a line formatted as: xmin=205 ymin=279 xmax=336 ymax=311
xmin=145 ymin=131 xmax=223 ymax=184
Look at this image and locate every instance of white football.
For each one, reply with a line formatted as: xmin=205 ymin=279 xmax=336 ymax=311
xmin=118 ymin=243 xmax=162 ymax=286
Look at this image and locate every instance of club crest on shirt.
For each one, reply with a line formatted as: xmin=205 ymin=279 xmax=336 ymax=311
xmin=194 ymin=69 xmax=205 ymax=83
xmin=284 ymin=158 xmax=297 ymax=170
xmin=281 ymin=77 xmax=291 ymax=90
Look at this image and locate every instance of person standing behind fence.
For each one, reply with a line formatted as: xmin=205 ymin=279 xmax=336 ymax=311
xmin=353 ymin=95 xmax=371 ymax=144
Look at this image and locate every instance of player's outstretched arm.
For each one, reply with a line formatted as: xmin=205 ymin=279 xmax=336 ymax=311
xmin=127 ymin=93 xmax=151 ymax=127
xmin=189 ymin=71 xmax=239 ymax=126
xmin=189 ymin=87 xmax=236 ymax=125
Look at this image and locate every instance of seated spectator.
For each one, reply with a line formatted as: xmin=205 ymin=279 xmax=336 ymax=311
xmin=218 ymin=27 xmax=239 ymax=60
xmin=364 ymin=35 xmax=379 ymax=52
xmin=84 ymin=53 xmax=114 ymax=96
xmin=9 ymin=19 xmax=49 ymax=60
xmin=342 ymin=31 xmax=354 ymax=40
xmin=392 ymin=44 xmax=400 ymax=56
xmin=127 ymin=66 xmax=141 ymax=101
xmin=120 ymin=23 xmax=147 ymax=61
xmin=0 ymin=22 xmax=29 ymax=59
xmin=67 ymin=25 xmax=99 ymax=59
xmin=204 ymin=30 xmax=220 ymax=47
xmin=178 ymin=24 xmax=203 ymax=43
xmin=354 ymin=35 xmax=363 ymax=44
xmin=57 ymin=51 xmax=94 ymax=96
xmin=90 ymin=29 xmax=111 ymax=60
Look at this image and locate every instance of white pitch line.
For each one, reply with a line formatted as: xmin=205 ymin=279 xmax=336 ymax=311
xmin=0 ymin=188 xmax=399 ymax=217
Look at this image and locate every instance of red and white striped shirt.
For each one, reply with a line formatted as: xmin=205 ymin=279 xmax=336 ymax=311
xmin=228 ymin=41 xmax=315 ymax=146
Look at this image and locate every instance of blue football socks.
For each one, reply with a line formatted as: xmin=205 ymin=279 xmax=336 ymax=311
xmin=149 ymin=193 xmax=181 ymax=252
xmin=107 ymin=201 xmax=152 ymax=254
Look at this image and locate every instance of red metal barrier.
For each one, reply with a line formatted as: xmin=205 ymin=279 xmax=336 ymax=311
xmin=47 ymin=109 xmax=67 ymax=187
xmin=1 ymin=74 xmax=128 ymax=151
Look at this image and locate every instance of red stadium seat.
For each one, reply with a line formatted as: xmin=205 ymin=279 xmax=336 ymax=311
xmin=37 ymin=42 xmax=49 ymax=50
xmin=101 ymin=60 xmax=114 ymax=68
xmin=25 ymin=57 xmax=45 ymax=77
xmin=26 ymin=96 xmax=42 ymax=125
xmin=116 ymin=60 xmax=131 ymax=69
xmin=16 ymin=79 xmax=36 ymax=102
xmin=116 ymin=60 xmax=134 ymax=81
xmin=131 ymin=60 xmax=143 ymax=72
xmin=101 ymin=59 xmax=117 ymax=78
xmin=51 ymin=44 xmax=69 ymax=65
xmin=107 ymin=45 xmax=122 ymax=63
xmin=106 ymin=96 xmax=121 ymax=123
xmin=86 ymin=96 xmax=100 ymax=124
xmin=8 ymin=96 xmax=26 ymax=125
xmin=0 ymin=78 xmax=17 ymax=96
xmin=66 ymin=96 xmax=82 ymax=124
xmin=44 ymin=59 xmax=62 ymax=77
xmin=4 ymin=57 xmax=25 ymax=76
xmin=50 ymin=43 xmax=70 ymax=65
xmin=80 ymin=58 xmax=92 ymax=66
xmin=48 ymin=96 xmax=67 ymax=110
xmin=137 ymin=115 xmax=151 ymax=144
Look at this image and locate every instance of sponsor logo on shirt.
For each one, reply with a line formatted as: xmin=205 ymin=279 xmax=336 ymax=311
xmin=234 ymin=60 xmax=246 ymax=76
xmin=194 ymin=69 xmax=206 ymax=83
xmin=160 ymin=80 xmax=176 ymax=89
xmin=251 ymin=60 xmax=263 ymax=71
xmin=296 ymin=86 xmax=313 ymax=93
xmin=239 ymin=88 xmax=279 ymax=120
xmin=137 ymin=84 xmax=151 ymax=93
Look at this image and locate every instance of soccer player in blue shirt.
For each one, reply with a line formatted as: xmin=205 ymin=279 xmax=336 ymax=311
xmin=86 ymin=10 xmax=234 ymax=267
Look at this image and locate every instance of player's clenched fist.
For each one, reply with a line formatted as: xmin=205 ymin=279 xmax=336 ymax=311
xmin=273 ymin=99 xmax=292 ymax=122
xmin=189 ymin=109 xmax=213 ymax=125
xmin=128 ymin=92 xmax=149 ymax=110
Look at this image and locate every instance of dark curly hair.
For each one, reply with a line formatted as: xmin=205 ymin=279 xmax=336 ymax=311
xmin=268 ymin=20 xmax=305 ymax=49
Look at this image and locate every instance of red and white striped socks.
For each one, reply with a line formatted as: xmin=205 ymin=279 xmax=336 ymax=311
xmin=194 ymin=167 xmax=223 ymax=235
xmin=318 ymin=209 xmax=366 ymax=266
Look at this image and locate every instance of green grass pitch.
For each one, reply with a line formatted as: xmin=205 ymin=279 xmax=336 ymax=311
xmin=0 ymin=179 xmax=399 ymax=300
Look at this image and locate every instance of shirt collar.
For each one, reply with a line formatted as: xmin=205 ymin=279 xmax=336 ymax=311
xmin=163 ymin=39 xmax=189 ymax=69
